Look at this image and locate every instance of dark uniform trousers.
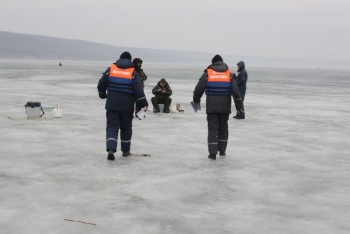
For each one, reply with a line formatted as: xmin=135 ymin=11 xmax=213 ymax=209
xmin=238 ymin=88 xmax=246 ymax=119
xmin=106 ymin=110 xmax=133 ymax=153
xmin=239 ymin=88 xmax=246 ymax=102
xmin=207 ymin=113 xmax=230 ymax=155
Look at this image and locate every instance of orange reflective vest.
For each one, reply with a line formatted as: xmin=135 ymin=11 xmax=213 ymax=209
xmin=107 ymin=64 xmax=135 ymax=94
xmin=206 ymin=69 xmax=232 ymax=96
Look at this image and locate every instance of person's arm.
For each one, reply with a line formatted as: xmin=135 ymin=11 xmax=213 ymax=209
xmin=236 ymin=71 xmax=247 ymax=87
xmin=140 ymin=70 xmax=147 ymax=82
xmin=165 ymin=85 xmax=172 ymax=96
xmin=193 ymin=72 xmax=207 ymax=103
xmin=152 ymin=85 xmax=161 ymax=95
xmin=132 ymin=71 xmax=148 ymax=108
xmin=97 ymin=67 xmax=110 ymax=99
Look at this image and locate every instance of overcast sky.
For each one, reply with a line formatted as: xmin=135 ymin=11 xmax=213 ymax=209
xmin=1 ymin=0 xmax=349 ymax=61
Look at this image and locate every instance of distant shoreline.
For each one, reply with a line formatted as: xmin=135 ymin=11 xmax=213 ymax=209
xmin=1 ymin=31 xmax=350 ymax=69
xmin=2 ymin=58 xmax=350 ymax=71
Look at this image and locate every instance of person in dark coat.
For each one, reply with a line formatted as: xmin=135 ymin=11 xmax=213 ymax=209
xmin=151 ymin=78 xmax=172 ymax=113
xmin=193 ymin=55 xmax=244 ymax=160
xmin=97 ymin=51 xmax=148 ymax=160
xmin=133 ymin=58 xmax=148 ymax=115
xmin=233 ymin=61 xmax=248 ymax=119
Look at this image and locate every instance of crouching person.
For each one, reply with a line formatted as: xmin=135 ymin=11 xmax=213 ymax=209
xmin=97 ymin=51 xmax=148 ymax=160
xmin=151 ymin=78 xmax=172 ymax=113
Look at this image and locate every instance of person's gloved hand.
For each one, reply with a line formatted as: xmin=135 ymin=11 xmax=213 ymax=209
xmin=99 ymin=93 xmax=107 ymax=99
xmin=235 ymin=98 xmax=243 ymax=111
xmin=193 ymin=96 xmax=200 ymax=103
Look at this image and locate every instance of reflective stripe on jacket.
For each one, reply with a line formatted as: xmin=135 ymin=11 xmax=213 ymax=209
xmin=107 ymin=64 xmax=135 ymax=94
xmin=205 ymin=69 xmax=231 ymax=96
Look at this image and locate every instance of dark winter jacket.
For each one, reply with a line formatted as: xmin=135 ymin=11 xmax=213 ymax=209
xmin=97 ymin=58 xmax=148 ymax=112
xmin=193 ymin=61 xmax=243 ymax=114
xmin=135 ymin=67 xmax=147 ymax=83
xmin=133 ymin=58 xmax=147 ymax=83
xmin=152 ymin=81 xmax=172 ymax=99
xmin=236 ymin=61 xmax=248 ymax=91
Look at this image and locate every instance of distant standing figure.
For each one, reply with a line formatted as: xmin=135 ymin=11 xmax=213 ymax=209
xmin=193 ymin=54 xmax=243 ymax=160
xmin=59 ymin=63 xmax=62 ymax=67
xmin=233 ymin=61 xmax=248 ymax=119
xmin=97 ymin=51 xmax=148 ymax=160
xmin=151 ymin=78 xmax=172 ymax=113
xmin=133 ymin=58 xmax=148 ymax=115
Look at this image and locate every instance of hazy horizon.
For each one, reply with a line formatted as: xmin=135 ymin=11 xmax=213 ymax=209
xmin=3 ymin=30 xmax=350 ymax=64
xmin=2 ymin=31 xmax=350 ymax=70
xmin=1 ymin=0 xmax=350 ymax=62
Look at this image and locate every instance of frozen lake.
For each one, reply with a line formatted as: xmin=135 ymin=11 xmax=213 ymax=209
xmin=1 ymin=59 xmax=350 ymax=233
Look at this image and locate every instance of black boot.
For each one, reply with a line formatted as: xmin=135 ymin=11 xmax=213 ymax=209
xmin=208 ymin=154 xmax=216 ymax=160
xmin=163 ymin=104 xmax=170 ymax=113
xmin=233 ymin=112 xmax=238 ymax=119
xmin=122 ymin=151 xmax=131 ymax=157
xmin=234 ymin=111 xmax=245 ymax=119
xmin=218 ymin=140 xmax=227 ymax=156
xmin=107 ymin=150 xmax=115 ymax=160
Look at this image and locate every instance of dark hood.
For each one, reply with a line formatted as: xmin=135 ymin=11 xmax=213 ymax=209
xmin=115 ymin=58 xmax=135 ymax=69
xmin=133 ymin=58 xmax=143 ymax=64
xmin=208 ymin=61 xmax=229 ymax=72
xmin=237 ymin=61 xmax=245 ymax=72
xmin=157 ymin=81 xmax=169 ymax=87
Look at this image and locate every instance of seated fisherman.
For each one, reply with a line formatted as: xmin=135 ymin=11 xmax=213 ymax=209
xmin=151 ymin=78 xmax=172 ymax=113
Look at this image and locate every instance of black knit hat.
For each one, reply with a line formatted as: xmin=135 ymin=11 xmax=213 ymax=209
xmin=120 ymin=51 xmax=132 ymax=60
xmin=212 ymin=54 xmax=223 ymax=64
xmin=160 ymin=78 xmax=166 ymax=83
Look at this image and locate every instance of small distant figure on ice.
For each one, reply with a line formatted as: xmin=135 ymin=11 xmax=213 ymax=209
xmin=233 ymin=61 xmax=248 ymax=119
xmin=97 ymin=51 xmax=149 ymax=160
xmin=133 ymin=57 xmax=147 ymax=116
xmin=151 ymin=78 xmax=172 ymax=113
xmin=59 ymin=62 xmax=62 ymax=67
xmin=193 ymin=54 xmax=244 ymax=160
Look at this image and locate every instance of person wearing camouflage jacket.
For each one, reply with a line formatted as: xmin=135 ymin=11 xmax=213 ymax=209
xmin=133 ymin=58 xmax=147 ymax=86
xmin=133 ymin=58 xmax=148 ymax=115
xmin=151 ymin=78 xmax=172 ymax=113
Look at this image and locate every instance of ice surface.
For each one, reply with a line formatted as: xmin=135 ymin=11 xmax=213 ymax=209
xmin=1 ymin=60 xmax=350 ymax=233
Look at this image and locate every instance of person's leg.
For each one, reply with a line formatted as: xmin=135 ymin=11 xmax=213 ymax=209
xmin=240 ymin=89 xmax=246 ymax=102
xmin=151 ymin=97 xmax=160 ymax=112
xmin=135 ymin=84 xmax=145 ymax=116
xmin=163 ymin=97 xmax=172 ymax=113
xmin=234 ymin=89 xmax=246 ymax=119
xmin=207 ymin=113 xmax=219 ymax=159
xmin=218 ymin=113 xmax=229 ymax=155
xmin=120 ymin=112 xmax=133 ymax=156
xmin=106 ymin=110 xmax=121 ymax=159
